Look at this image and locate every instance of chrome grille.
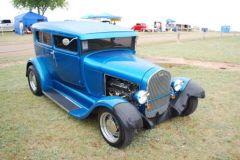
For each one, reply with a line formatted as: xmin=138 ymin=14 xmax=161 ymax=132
xmin=145 ymin=70 xmax=171 ymax=118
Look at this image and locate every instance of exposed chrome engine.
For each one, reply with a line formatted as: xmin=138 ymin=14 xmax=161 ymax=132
xmin=106 ymin=75 xmax=139 ymax=103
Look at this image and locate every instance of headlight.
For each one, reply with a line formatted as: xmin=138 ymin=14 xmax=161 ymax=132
xmin=173 ymin=79 xmax=184 ymax=91
xmin=134 ymin=90 xmax=149 ymax=104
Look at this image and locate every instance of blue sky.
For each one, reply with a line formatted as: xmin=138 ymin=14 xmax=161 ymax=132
xmin=1 ymin=0 xmax=239 ymax=31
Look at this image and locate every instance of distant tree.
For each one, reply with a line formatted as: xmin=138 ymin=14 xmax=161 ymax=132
xmin=11 ymin=0 xmax=68 ymax=16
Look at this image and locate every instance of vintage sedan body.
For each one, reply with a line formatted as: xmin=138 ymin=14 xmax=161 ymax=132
xmin=26 ymin=21 xmax=205 ymax=148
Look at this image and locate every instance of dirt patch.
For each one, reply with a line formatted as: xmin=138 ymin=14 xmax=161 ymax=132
xmin=0 ymin=49 xmax=34 ymax=57
xmin=141 ymin=57 xmax=240 ymax=71
xmin=137 ymin=32 xmax=239 ymax=44
xmin=0 ymin=43 xmax=34 ymax=53
xmin=0 ymin=60 xmax=26 ymax=69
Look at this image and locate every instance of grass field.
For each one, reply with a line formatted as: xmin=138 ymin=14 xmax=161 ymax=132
xmin=137 ymin=35 xmax=240 ymax=65
xmin=0 ymin=32 xmax=240 ymax=159
xmin=0 ymin=32 xmax=33 ymax=44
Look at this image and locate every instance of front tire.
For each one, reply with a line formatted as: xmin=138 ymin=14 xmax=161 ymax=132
xmin=27 ymin=65 xmax=42 ymax=96
xmin=98 ymin=108 xmax=135 ymax=148
xmin=181 ymin=97 xmax=198 ymax=116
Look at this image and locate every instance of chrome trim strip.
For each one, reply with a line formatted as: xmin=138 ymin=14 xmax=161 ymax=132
xmin=43 ymin=89 xmax=82 ymax=113
xmin=43 ymin=91 xmax=69 ymax=112
xmin=148 ymin=92 xmax=172 ymax=102
xmin=61 ymin=92 xmax=83 ymax=109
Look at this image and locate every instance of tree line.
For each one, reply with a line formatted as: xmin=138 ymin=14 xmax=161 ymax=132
xmin=11 ymin=0 xmax=68 ymax=16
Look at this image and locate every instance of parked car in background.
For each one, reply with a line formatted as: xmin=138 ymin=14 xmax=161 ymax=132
xmin=26 ymin=21 xmax=205 ymax=148
xmin=0 ymin=19 xmax=14 ymax=31
xmin=132 ymin=23 xmax=153 ymax=32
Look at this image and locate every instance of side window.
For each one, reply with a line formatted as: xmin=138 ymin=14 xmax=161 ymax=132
xmin=2 ymin=20 xmax=11 ymax=24
xmin=37 ymin=31 xmax=52 ymax=46
xmin=54 ymin=35 xmax=78 ymax=52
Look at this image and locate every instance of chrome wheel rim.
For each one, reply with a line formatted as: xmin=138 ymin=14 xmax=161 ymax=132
xmin=29 ymin=71 xmax=37 ymax=92
xmin=100 ymin=112 xmax=120 ymax=143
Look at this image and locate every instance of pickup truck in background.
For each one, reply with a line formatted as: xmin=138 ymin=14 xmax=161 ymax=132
xmin=0 ymin=19 xmax=14 ymax=31
xmin=131 ymin=23 xmax=153 ymax=32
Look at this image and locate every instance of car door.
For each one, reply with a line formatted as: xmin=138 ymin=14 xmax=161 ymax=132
xmin=36 ymin=31 xmax=82 ymax=90
xmin=51 ymin=34 xmax=82 ymax=88
xmin=135 ymin=23 xmax=141 ymax=31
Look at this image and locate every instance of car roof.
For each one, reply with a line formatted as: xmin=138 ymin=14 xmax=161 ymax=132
xmin=32 ymin=21 xmax=138 ymax=40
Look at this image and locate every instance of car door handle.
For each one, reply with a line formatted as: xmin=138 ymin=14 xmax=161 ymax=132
xmin=50 ymin=51 xmax=54 ymax=55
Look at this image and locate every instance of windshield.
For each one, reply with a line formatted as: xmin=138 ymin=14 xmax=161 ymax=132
xmin=81 ymin=37 xmax=136 ymax=55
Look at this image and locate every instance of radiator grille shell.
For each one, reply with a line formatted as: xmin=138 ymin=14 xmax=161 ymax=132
xmin=145 ymin=70 xmax=171 ymax=118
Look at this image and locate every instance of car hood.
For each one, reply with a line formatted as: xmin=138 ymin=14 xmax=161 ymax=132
xmin=84 ymin=50 xmax=160 ymax=84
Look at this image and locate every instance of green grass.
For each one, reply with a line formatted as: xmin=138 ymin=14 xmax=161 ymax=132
xmin=0 ymin=32 xmax=240 ymax=159
xmin=1 ymin=64 xmax=239 ymax=159
xmin=137 ymin=36 xmax=240 ymax=64
xmin=137 ymin=31 xmax=225 ymax=35
xmin=0 ymin=32 xmax=33 ymax=44
xmin=0 ymin=50 xmax=34 ymax=65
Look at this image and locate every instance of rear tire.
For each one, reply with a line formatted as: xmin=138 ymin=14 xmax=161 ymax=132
xmin=98 ymin=108 xmax=135 ymax=148
xmin=181 ymin=97 xmax=198 ymax=116
xmin=27 ymin=65 xmax=42 ymax=96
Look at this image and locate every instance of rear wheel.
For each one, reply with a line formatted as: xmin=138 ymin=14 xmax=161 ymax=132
xmin=181 ymin=97 xmax=198 ymax=116
xmin=27 ymin=65 xmax=42 ymax=96
xmin=98 ymin=108 xmax=135 ymax=148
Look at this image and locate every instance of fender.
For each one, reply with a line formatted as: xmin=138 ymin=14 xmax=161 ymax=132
xmin=171 ymin=77 xmax=191 ymax=92
xmin=91 ymin=97 xmax=144 ymax=129
xmin=112 ymin=102 xmax=143 ymax=130
xmin=26 ymin=57 xmax=53 ymax=91
xmin=92 ymin=96 xmax=129 ymax=110
xmin=170 ymin=79 xmax=205 ymax=114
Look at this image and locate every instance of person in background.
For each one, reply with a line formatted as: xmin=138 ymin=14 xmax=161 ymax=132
xmin=159 ymin=22 xmax=162 ymax=32
xmin=28 ymin=24 xmax=32 ymax=32
xmin=24 ymin=26 xmax=32 ymax=34
xmin=19 ymin=21 xmax=24 ymax=35
xmin=154 ymin=22 xmax=158 ymax=32
xmin=156 ymin=22 xmax=160 ymax=32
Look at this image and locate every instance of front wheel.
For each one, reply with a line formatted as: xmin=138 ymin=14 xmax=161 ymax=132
xmin=98 ymin=108 xmax=135 ymax=148
xmin=181 ymin=97 xmax=198 ymax=116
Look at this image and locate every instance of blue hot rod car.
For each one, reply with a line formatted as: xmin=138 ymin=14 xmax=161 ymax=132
xmin=26 ymin=21 xmax=205 ymax=148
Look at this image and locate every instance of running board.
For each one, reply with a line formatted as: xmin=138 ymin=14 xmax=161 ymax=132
xmin=43 ymin=89 xmax=82 ymax=112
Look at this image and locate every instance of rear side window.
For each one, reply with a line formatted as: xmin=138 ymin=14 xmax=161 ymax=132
xmin=1 ymin=20 xmax=11 ymax=23
xmin=37 ymin=31 xmax=52 ymax=46
xmin=54 ymin=35 xmax=78 ymax=52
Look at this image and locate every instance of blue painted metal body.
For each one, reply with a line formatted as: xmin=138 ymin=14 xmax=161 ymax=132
xmin=27 ymin=21 xmax=202 ymax=122
xmin=32 ymin=21 xmax=137 ymax=40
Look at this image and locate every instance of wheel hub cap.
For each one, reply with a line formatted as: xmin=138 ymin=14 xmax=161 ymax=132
xmin=100 ymin=112 xmax=120 ymax=143
xmin=29 ymin=71 xmax=37 ymax=91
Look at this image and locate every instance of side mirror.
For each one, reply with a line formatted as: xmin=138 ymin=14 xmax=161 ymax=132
xmin=62 ymin=38 xmax=70 ymax=46
xmin=62 ymin=37 xmax=78 ymax=46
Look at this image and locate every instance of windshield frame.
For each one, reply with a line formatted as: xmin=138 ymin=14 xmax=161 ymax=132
xmin=81 ymin=37 xmax=136 ymax=55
